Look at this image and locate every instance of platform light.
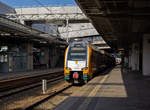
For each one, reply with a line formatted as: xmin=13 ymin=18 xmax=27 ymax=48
xmin=0 ymin=46 xmax=8 ymax=52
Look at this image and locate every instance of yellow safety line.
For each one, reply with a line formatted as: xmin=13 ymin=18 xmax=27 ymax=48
xmin=88 ymin=75 xmax=108 ymax=97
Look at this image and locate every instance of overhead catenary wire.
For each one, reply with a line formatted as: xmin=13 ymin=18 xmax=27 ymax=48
xmin=32 ymin=0 xmax=61 ymax=37
xmin=32 ymin=0 xmax=72 ymax=41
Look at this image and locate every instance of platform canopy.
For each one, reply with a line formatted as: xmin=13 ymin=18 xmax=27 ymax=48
xmin=75 ymin=0 xmax=150 ymax=49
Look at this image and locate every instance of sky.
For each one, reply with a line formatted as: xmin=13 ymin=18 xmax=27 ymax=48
xmin=0 ymin=0 xmax=77 ymax=8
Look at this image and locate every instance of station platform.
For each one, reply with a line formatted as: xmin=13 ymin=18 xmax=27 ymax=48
xmin=0 ymin=68 xmax=63 ymax=81
xmin=54 ymin=66 xmax=150 ymax=110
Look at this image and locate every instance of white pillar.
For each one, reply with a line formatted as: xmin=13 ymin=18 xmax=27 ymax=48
xmin=128 ymin=49 xmax=132 ymax=69
xmin=131 ymin=43 xmax=139 ymax=71
xmin=124 ymin=56 xmax=128 ymax=67
xmin=143 ymin=34 xmax=150 ymax=76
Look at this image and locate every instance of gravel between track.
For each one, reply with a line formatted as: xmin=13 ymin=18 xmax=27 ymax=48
xmin=0 ymin=78 xmax=69 ymax=110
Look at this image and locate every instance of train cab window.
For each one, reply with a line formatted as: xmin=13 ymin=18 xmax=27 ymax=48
xmin=67 ymin=47 xmax=87 ymax=61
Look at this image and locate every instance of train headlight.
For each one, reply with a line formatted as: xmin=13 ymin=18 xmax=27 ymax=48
xmin=66 ymin=67 xmax=72 ymax=70
xmin=82 ymin=67 xmax=88 ymax=70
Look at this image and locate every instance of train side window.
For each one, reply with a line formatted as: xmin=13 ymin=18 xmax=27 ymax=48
xmin=91 ymin=52 xmax=93 ymax=62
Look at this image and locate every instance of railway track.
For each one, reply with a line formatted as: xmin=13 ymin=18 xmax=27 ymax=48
xmin=0 ymin=68 xmax=112 ymax=110
xmin=27 ymin=68 xmax=113 ymax=110
xmin=0 ymin=74 xmax=71 ymax=110
xmin=24 ymin=84 xmax=72 ymax=110
xmin=0 ymin=70 xmax=64 ymax=98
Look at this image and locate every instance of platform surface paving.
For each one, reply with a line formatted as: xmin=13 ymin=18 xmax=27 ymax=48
xmin=54 ymin=67 xmax=150 ymax=110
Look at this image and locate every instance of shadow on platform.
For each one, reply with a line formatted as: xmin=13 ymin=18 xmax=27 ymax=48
xmin=54 ymin=67 xmax=150 ymax=110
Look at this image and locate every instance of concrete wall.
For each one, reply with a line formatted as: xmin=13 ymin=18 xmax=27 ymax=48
xmin=143 ymin=35 xmax=150 ymax=76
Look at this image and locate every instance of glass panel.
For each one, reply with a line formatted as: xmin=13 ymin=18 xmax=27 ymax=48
xmin=67 ymin=47 xmax=87 ymax=61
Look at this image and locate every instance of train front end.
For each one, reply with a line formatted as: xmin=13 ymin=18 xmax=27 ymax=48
xmin=64 ymin=42 xmax=90 ymax=84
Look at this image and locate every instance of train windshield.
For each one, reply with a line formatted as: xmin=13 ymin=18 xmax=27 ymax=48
xmin=67 ymin=46 xmax=87 ymax=61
